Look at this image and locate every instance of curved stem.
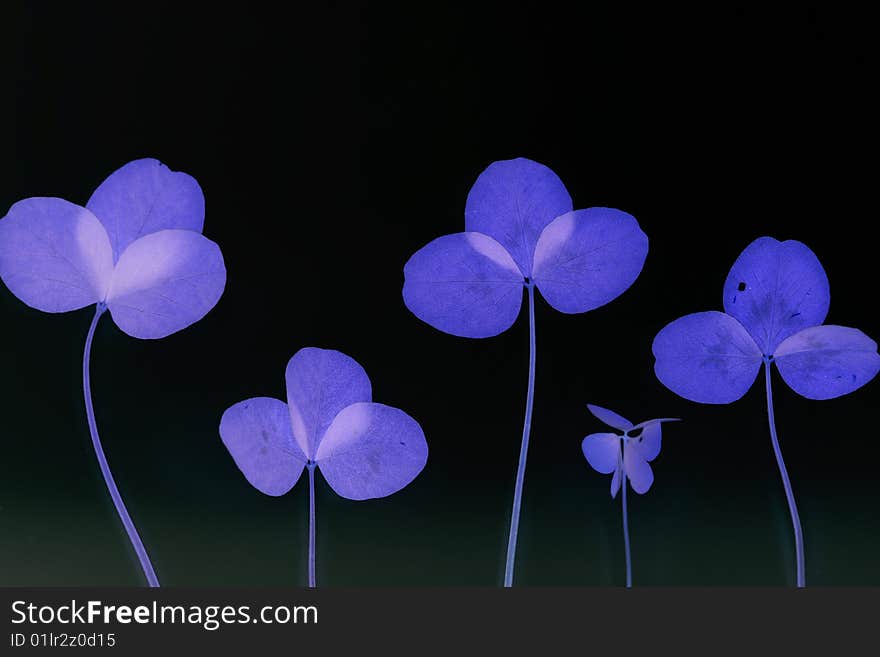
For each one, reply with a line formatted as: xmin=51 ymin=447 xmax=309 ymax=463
xmin=764 ymin=360 xmax=805 ymax=587
xmin=622 ymin=464 xmax=632 ymax=588
xmin=504 ymin=283 xmax=536 ymax=587
xmin=308 ymin=463 xmax=316 ymax=588
xmin=83 ymin=304 xmax=159 ymax=587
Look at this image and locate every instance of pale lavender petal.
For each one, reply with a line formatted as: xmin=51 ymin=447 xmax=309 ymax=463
xmin=610 ymin=463 xmax=622 ymax=498
xmin=464 ymin=158 xmax=572 ymax=277
xmin=106 ymin=229 xmax=226 ymax=339
xmin=629 ymin=419 xmax=680 ymax=462
xmin=219 ymin=397 xmax=307 ymax=497
xmin=581 ymin=432 xmax=621 ymax=474
xmin=0 ymin=198 xmax=113 ymax=312
xmin=87 ymin=158 xmax=205 ymax=262
xmin=532 ymin=208 xmax=648 ymax=314
xmin=629 ymin=423 xmax=662 ymax=462
xmin=774 ymin=325 xmax=880 ymax=400
xmin=624 ymin=444 xmax=654 ymax=494
xmin=586 ymin=404 xmax=633 ymax=431
xmin=723 ymin=237 xmax=829 ymax=354
xmin=653 ymin=311 xmax=763 ymax=404
xmin=316 ymin=402 xmax=428 ymax=501
xmin=403 ymin=232 xmax=524 ymax=338
xmin=285 ymin=348 xmax=372 ymax=460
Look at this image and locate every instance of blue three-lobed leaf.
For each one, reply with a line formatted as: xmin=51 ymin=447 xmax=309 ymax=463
xmin=582 ymin=404 xmax=679 ymax=497
xmin=653 ymin=237 xmax=880 ymax=403
xmin=0 ymin=158 xmax=226 ymax=339
xmin=402 ymin=157 xmax=649 ymax=337
xmin=220 ymin=348 xmax=428 ymax=501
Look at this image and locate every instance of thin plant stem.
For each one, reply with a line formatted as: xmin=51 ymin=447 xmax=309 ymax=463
xmin=83 ymin=303 xmax=159 ymax=587
xmin=764 ymin=358 xmax=806 ymax=587
xmin=308 ymin=463 xmax=316 ymax=588
xmin=621 ymin=457 xmax=632 ymax=588
xmin=504 ymin=282 xmax=536 ymax=587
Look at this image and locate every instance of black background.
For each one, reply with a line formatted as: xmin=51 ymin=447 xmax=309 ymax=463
xmin=0 ymin=4 xmax=876 ymax=586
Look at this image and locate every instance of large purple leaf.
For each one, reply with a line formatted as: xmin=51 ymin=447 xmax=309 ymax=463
xmin=285 ymin=348 xmax=372 ymax=460
xmin=774 ymin=325 xmax=880 ymax=400
xmin=532 ymin=208 xmax=648 ymax=314
xmin=723 ymin=237 xmax=830 ymax=355
xmin=464 ymin=158 xmax=572 ymax=277
xmin=316 ymin=402 xmax=428 ymax=501
xmin=581 ymin=432 xmax=621 ymax=474
xmin=219 ymin=397 xmax=307 ymax=496
xmin=105 ymin=229 xmax=226 ymax=339
xmin=653 ymin=311 xmax=763 ymax=404
xmin=624 ymin=444 xmax=654 ymax=494
xmin=586 ymin=404 xmax=633 ymax=431
xmin=0 ymin=198 xmax=114 ymax=313
xmin=402 ymin=232 xmax=524 ymax=338
xmin=87 ymin=158 xmax=205 ymax=262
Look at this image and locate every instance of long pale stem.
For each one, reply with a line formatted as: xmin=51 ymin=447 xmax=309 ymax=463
xmin=308 ymin=463 xmax=316 ymax=588
xmin=83 ymin=304 xmax=159 ymax=587
xmin=764 ymin=359 xmax=805 ymax=587
xmin=504 ymin=283 xmax=536 ymax=587
xmin=622 ymin=461 xmax=632 ymax=588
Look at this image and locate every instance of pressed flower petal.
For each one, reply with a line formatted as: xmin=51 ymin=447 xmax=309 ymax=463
xmin=532 ymin=208 xmax=648 ymax=314
xmin=586 ymin=404 xmax=633 ymax=431
xmin=106 ymin=229 xmax=226 ymax=339
xmin=629 ymin=419 xmax=680 ymax=462
xmin=0 ymin=198 xmax=113 ymax=312
xmin=610 ymin=462 xmax=622 ymax=498
xmin=403 ymin=232 xmax=524 ymax=338
xmin=464 ymin=157 xmax=572 ymax=277
xmin=774 ymin=325 xmax=880 ymax=400
xmin=723 ymin=237 xmax=830 ymax=354
xmin=316 ymin=402 xmax=428 ymax=501
xmin=624 ymin=444 xmax=654 ymax=494
xmin=581 ymin=432 xmax=621 ymax=474
xmin=219 ymin=397 xmax=307 ymax=497
xmin=653 ymin=311 xmax=763 ymax=404
xmin=285 ymin=347 xmax=372 ymax=460
xmin=630 ymin=423 xmax=662 ymax=462
xmin=86 ymin=158 xmax=205 ymax=262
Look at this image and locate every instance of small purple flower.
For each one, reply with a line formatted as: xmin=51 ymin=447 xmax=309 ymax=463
xmin=652 ymin=236 xmax=880 ymax=586
xmin=0 ymin=158 xmax=227 ymax=587
xmin=220 ymin=347 xmax=428 ymax=587
xmin=582 ymin=404 xmax=679 ymax=586
xmin=403 ymin=157 xmax=648 ymax=586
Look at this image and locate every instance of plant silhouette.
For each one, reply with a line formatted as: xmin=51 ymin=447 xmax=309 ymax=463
xmin=403 ymin=157 xmax=648 ymax=586
xmin=220 ymin=347 xmax=428 ymax=587
xmin=653 ymin=236 xmax=880 ymax=587
xmin=0 ymin=158 xmax=226 ymax=586
xmin=582 ymin=404 xmax=679 ymax=587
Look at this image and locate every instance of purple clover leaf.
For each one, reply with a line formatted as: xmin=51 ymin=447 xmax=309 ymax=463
xmin=220 ymin=347 xmax=428 ymax=587
xmin=402 ymin=157 xmax=649 ymax=586
xmin=582 ymin=404 xmax=679 ymax=587
xmin=0 ymin=158 xmax=227 ymax=587
xmin=652 ymin=236 xmax=880 ymax=587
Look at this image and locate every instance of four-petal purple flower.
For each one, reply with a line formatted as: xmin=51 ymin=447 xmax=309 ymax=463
xmin=582 ymin=404 xmax=679 ymax=586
